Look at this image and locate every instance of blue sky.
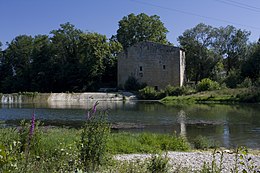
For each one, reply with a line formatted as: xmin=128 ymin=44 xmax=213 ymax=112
xmin=1 ymin=0 xmax=260 ymax=49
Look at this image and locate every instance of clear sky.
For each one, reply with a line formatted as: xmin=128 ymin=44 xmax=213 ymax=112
xmin=1 ymin=0 xmax=260 ymax=49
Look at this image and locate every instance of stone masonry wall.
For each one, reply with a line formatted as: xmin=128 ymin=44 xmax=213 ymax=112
xmin=118 ymin=42 xmax=185 ymax=90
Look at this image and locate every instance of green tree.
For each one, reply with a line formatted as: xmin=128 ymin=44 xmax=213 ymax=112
xmin=3 ymin=35 xmax=34 ymax=92
xmin=30 ymin=35 xmax=56 ymax=92
xmin=213 ymin=25 xmax=250 ymax=74
xmin=0 ymin=42 xmax=8 ymax=92
xmin=50 ymin=23 xmax=117 ymax=91
xmin=77 ymin=32 xmax=111 ymax=91
xmin=115 ymin=13 xmax=169 ymax=50
xmin=241 ymin=43 xmax=260 ymax=81
xmin=178 ymin=23 xmax=220 ymax=83
xmin=50 ymin=22 xmax=83 ymax=91
xmin=101 ymin=39 xmax=123 ymax=87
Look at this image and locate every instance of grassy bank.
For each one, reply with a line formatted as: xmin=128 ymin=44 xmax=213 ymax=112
xmin=0 ymin=127 xmax=190 ymax=154
xmin=161 ymin=88 xmax=260 ymax=104
xmin=1 ymin=127 xmax=259 ymax=172
xmin=0 ymin=127 xmax=189 ymax=172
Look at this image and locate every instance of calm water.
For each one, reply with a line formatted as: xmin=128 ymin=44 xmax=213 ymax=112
xmin=0 ymin=101 xmax=260 ymax=149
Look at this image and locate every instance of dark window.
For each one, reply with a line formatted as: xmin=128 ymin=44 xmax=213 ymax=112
xmin=140 ymin=66 xmax=143 ymax=71
xmin=163 ymin=65 xmax=166 ymax=70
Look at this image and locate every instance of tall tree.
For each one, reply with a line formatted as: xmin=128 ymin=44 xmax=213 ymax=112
xmin=213 ymin=25 xmax=250 ymax=74
xmin=3 ymin=35 xmax=34 ymax=92
xmin=78 ymin=32 xmax=112 ymax=91
xmin=115 ymin=13 xmax=169 ymax=50
xmin=241 ymin=43 xmax=260 ymax=80
xmin=50 ymin=22 xmax=83 ymax=91
xmin=101 ymin=39 xmax=123 ymax=87
xmin=30 ymin=35 xmax=56 ymax=92
xmin=178 ymin=23 xmax=220 ymax=83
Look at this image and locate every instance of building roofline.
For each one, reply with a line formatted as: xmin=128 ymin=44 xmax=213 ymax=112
xmin=129 ymin=41 xmax=184 ymax=51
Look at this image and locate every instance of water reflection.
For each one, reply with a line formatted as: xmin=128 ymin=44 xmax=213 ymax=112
xmin=177 ymin=110 xmax=186 ymax=137
xmin=1 ymin=101 xmax=260 ymax=149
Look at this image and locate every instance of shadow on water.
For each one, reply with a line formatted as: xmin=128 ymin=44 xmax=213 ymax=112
xmin=1 ymin=101 xmax=260 ymax=149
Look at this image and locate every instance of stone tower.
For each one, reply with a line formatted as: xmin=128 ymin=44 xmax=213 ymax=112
xmin=118 ymin=41 xmax=185 ymax=90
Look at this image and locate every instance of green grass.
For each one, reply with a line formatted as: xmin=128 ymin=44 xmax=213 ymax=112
xmin=161 ymin=88 xmax=260 ymax=104
xmin=0 ymin=127 xmax=190 ymax=155
xmin=1 ymin=127 xmax=259 ymax=172
xmin=0 ymin=127 xmax=190 ymax=172
xmin=108 ymin=132 xmax=190 ymax=154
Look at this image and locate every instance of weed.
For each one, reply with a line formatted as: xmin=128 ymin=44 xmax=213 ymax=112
xmin=193 ymin=135 xmax=218 ymax=150
xmin=78 ymin=101 xmax=111 ymax=172
xmin=147 ymin=153 xmax=170 ymax=173
xmin=199 ymin=149 xmax=224 ymax=173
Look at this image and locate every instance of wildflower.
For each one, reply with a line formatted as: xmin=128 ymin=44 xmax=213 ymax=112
xmin=29 ymin=111 xmax=35 ymax=139
xmin=86 ymin=101 xmax=99 ymax=120
xmin=92 ymin=101 xmax=99 ymax=114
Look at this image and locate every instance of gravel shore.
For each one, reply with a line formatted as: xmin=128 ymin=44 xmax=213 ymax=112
xmin=114 ymin=151 xmax=260 ymax=172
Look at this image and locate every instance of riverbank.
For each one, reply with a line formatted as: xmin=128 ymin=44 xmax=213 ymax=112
xmin=161 ymin=88 xmax=260 ymax=104
xmin=1 ymin=126 xmax=259 ymax=172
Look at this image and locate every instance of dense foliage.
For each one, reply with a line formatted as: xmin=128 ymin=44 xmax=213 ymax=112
xmin=197 ymin=78 xmax=220 ymax=92
xmin=178 ymin=23 xmax=259 ymax=85
xmin=115 ymin=13 xmax=169 ymax=50
xmin=0 ymin=23 xmax=122 ymax=93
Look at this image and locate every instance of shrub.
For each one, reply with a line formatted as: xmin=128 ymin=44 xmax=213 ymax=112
xmin=164 ymin=85 xmax=195 ymax=96
xmin=0 ymin=129 xmax=20 ymax=173
xmin=236 ymin=88 xmax=260 ymax=103
xmin=193 ymin=135 xmax=217 ymax=150
xmin=237 ymin=77 xmax=253 ymax=88
xmin=78 ymin=102 xmax=110 ymax=172
xmin=138 ymin=86 xmax=165 ymax=100
xmin=253 ymin=77 xmax=260 ymax=87
xmin=224 ymin=69 xmax=242 ymax=88
xmin=124 ymin=76 xmax=146 ymax=91
xmin=197 ymin=78 xmax=220 ymax=92
xmin=165 ymin=85 xmax=181 ymax=96
xmin=147 ymin=153 xmax=170 ymax=173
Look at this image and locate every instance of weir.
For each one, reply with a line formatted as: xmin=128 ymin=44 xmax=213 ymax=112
xmin=0 ymin=92 xmax=136 ymax=104
xmin=1 ymin=94 xmax=22 ymax=104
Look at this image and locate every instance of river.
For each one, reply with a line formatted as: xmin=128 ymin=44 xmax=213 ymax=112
xmin=0 ymin=101 xmax=259 ymax=149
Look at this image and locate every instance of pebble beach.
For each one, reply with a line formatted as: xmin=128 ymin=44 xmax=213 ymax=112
xmin=115 ymin=151 xmax=260 ymax=172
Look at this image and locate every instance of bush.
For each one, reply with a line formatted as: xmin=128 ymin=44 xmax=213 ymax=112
xmin=124 ymin=76 xmax=146 ymax=91
xmin=138 ymin=86 xmax=165 ymax=100
xmin=224 ymin=69 xmax=242 ymax=88
xmin=237 ymin=77 xmax=253 ymax=88
xmin=165 ymin=85 xmax=182 ymax=96
xmin=236 ymin=88 xmax=260 ymax=103
xmin=253 ymin=77 xmax=260 ymax=87
xmin=193 ymin=135 xmax=218 ymax=150
xmin=147 ymin=153 xmax=170 ymax=173
xmin=197 ymin=78 xmax=220 ymax=92
xmin=165 ymin=85 xmax=195 ymax=96
xmin=78 ymin=102 xmax=110 ymax=172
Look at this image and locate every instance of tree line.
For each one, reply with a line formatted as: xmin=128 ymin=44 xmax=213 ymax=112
xmin=178 ymin=23 xmax=260 ymax=87
xmin=0 ymin=13 xmax=260 ymax=93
